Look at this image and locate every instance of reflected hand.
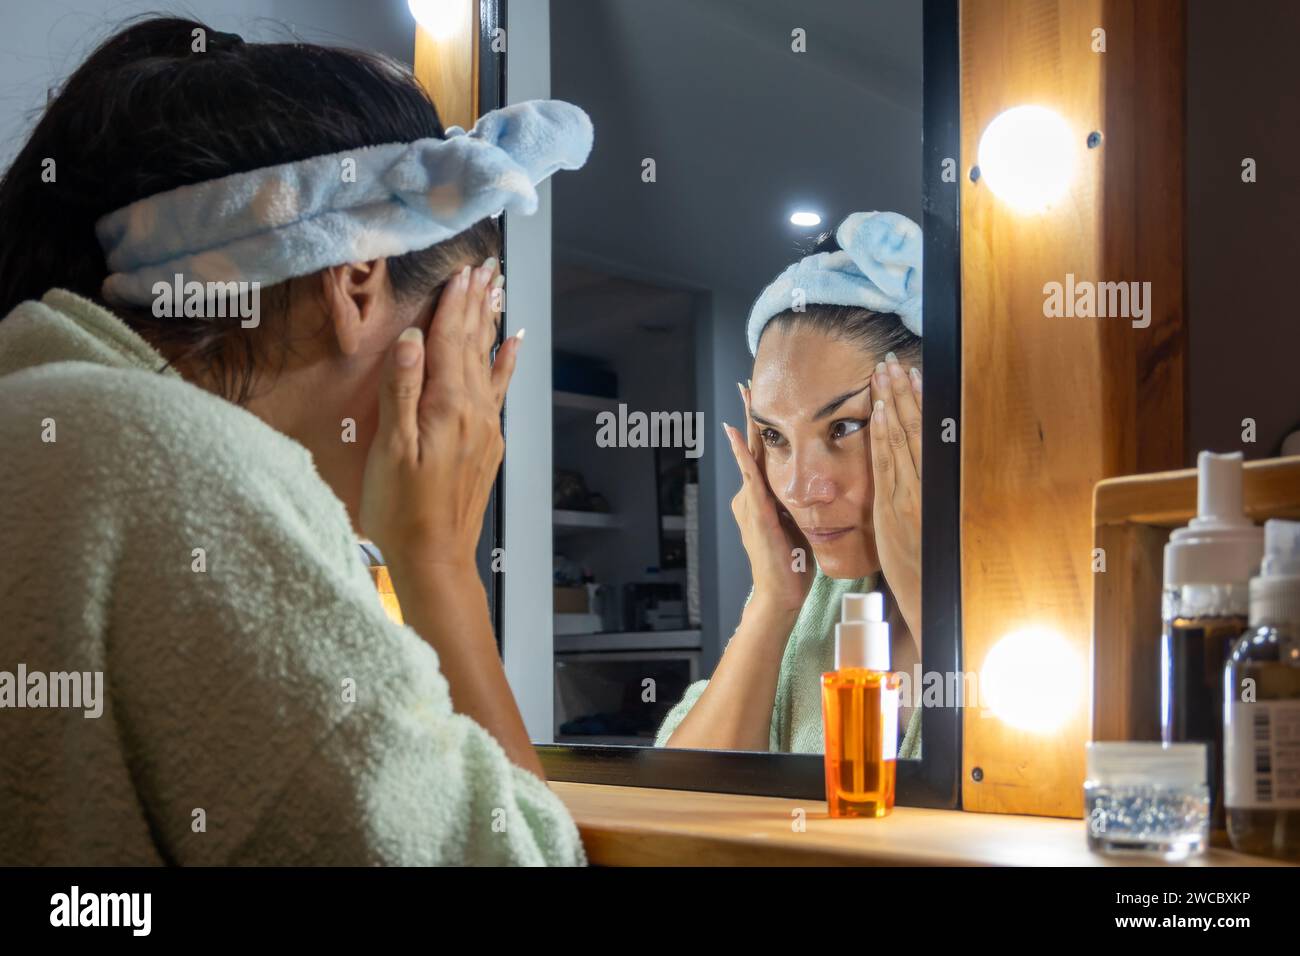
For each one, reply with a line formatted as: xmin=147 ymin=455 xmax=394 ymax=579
xmin=869 ymin=354 xmax=922 ymax=637
xmin=722 ymin=383 xmax=814 ymax=616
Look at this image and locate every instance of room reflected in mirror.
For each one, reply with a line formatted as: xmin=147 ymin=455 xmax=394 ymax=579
xmin=542 ymin=0 xmax=925 ymax=758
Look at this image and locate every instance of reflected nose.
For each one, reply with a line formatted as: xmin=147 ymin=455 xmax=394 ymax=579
xmin=782 ymin=453 xmax=836 ymax=508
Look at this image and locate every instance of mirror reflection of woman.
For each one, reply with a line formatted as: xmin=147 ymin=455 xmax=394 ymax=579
xmin=656 ymin=212 xmax=923 ymax=756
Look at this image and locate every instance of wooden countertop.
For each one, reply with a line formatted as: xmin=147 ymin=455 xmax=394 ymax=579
xmin=550 ymin=782 xmax=1290 ymax=867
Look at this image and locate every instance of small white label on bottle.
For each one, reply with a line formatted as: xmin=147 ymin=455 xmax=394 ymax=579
xmin=882 ymin=685 xmax=899 ymax=761
xmin=1225 ymin=698 xmax=1300 ymax=809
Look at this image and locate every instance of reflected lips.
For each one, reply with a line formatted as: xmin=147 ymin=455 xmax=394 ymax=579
xmin=804 ymin=527 xmax=853 ymax=542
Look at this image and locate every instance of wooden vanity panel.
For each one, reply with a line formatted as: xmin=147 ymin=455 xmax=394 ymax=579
xmin=959 ymin=0 xmax=1186 ymax=817
xmin=1091 ymin=520 xmax=1168 ymax=742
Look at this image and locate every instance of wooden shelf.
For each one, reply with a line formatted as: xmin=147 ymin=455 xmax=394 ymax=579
xmin=548 ymin=781 xmax=1292 ymax=867
xmin=1095 ymin=454 xmax=1300 ymax=528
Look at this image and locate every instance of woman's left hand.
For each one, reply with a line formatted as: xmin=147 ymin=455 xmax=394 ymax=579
xmin=868 ymin=353 xmax=922 ymax=637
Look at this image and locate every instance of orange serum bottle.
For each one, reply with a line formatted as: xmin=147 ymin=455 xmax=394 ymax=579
xmin=821 ymin=592 xmax=900 ymax=818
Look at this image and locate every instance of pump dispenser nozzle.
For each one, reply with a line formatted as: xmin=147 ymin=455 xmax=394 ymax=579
xmin=835 ymin=591 xmax=890 ymax=671
xmin=1261 ymin=519 xmax=1300 ymax=577
xmin=1164 ymin=451 xmax=1264 ymax=588
xmin=841 ymin=591 xmax=884 ymax=624
xmin=1249 ymin=518 xmax=1300 ymax=627
xmin=1194 ymin=452 xmax=1250 ymax=533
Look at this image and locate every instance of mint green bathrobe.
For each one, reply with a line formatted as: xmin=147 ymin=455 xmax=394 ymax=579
xmin=655 ymin=570 xmax=923 ymax=758
xmin=0 ymin=289 xmax=585 ymax=866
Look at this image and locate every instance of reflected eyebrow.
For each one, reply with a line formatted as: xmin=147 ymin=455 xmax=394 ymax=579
xmin=749 ymin=382 xmax=872 ymax=429
xmin=811 ymin=383 xmax=871 ymax=421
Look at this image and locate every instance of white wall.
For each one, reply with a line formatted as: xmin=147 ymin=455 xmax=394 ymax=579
xmin=0 ymin=0 xmax=417 ymax=167
xmin=499 ymin=0 xmax=556 ymax=741
xmin=696 ymin=288 xmax=756 ymax=669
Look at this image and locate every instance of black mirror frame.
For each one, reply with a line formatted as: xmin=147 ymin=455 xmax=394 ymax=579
xmin=488 ymin=0 xmax=963 ymax=808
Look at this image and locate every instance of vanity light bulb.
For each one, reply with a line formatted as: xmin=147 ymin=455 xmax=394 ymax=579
xmin=976 ymin=105 xmax=1076 ymax=215
xmin=408 ymin=0 xmax=463 ymax=39
xmin=980 ymin=626 xmax=1083 ymax=733
xmin=790 ymin=211 xmax=822 ymax=227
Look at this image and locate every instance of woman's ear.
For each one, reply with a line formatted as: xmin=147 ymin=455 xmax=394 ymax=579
xmin=319 ymin=259 xmax=392 ymax=357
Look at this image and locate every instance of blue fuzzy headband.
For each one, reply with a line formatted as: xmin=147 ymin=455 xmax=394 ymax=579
xmin=745 ymin=211 xmax=922 ymax=355
xmin=95 ymin=99 xmax=593 ymax=308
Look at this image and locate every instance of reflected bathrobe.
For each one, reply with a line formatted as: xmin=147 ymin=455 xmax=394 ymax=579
xmin=655 ymin=569 xmax=923 ymax=758
xmin=0 ymin=289 xmax=585 ymax=866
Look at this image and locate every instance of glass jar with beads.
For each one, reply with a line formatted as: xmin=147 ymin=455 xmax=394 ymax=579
xmin=1084 ymin=742 xmax=1209 ymax=861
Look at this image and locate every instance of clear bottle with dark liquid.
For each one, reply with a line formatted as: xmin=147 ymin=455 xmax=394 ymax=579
xmin=1160 ymin=453 xmax=1262 ymax=839
xmin=1224 ymin=519 xmax=1300 ymax=862
xmin=1161 ymin=585 xmax=1249 ymax=832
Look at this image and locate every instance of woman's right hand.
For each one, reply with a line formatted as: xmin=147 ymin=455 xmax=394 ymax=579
xmin=722 ymin=383 xmax=814 ymax=617
xmin=361 ymin=257 xmax=520 ymax=573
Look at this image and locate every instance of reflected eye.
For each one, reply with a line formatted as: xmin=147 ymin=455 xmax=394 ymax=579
xmin=830 ymin=419 xmax=866 ymax=441
xmin=760 ymin=427 xmax=786 ymax=448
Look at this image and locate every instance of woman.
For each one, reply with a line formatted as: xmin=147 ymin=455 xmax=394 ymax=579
xmin=0 ymin=18 xmax=590 ymax=865
xmin=656 ymin=211 xmax=924 ymax=757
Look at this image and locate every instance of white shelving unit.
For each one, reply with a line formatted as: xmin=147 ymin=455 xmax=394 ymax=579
xmin=550 ymin=339 xmax=697 ymax=742
xmin=553 ymin=509 xmax=623 ymax=531
xmin=554 ymin=629 xmax=701 ymax=654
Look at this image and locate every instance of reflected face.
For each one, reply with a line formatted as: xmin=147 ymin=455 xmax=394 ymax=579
xmin=750 ymin=323 xmax=887 ymax=579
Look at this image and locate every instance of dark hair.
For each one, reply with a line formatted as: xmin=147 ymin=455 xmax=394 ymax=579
xmin=759 ymin=228 xmax=922 ymax=365
xmin=0 ymin=16 xmax=499 ymax=403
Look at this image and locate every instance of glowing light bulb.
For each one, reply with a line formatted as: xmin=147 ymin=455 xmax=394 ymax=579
xmin=790 ymin=211 xmax=822 ymax=227
xmin=980 ymin=626 xmax=1083 ymax=733
xmin=408 ymin=0 xmax=462 ymax=40
xmin=976 ymin=106 xmax=1077 ymax=214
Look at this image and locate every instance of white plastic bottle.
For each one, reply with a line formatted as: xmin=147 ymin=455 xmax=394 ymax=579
xmin=1161 ymin=451 xmax=1263 ymax=832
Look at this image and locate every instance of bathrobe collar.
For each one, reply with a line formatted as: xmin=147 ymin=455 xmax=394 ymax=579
xmin=0 ymin=288 xmax=320 ymax=484
xmin=0 ymin=289 xmax=183 ymax=381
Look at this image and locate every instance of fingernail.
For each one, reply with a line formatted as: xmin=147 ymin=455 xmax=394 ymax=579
xmin=876 ymin=362 xmax=887 ymax=376
xmin=475 ymin=264 xmax=493 ymax=287
xmin=909 ymin=366 xmax=922 ymax=390
xmin=886 ymin=351 xmax=898 ymax=364
xmin=492 ymin=273 xmax=505 ymax=289
xmin=483 ymin=256 xmax=499 ymax=272
xmin=514 ymin=328 xmax=526 ymax=343
xmin=459 ymin=265 xmax=472 ymax=285
xmin=874 ymin=399 xmax=884 ymax=413
xmin=890 ymin=361 xmax=905 ymax=379
xmin=720 ymin=421 xmax=732 ymax=436
xmin=736 ymin=381 xmax=745 ymax=399
xmin=396 ymin=327 xmax=422 ymax=366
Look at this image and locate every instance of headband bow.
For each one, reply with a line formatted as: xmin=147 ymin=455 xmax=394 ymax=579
xmin=745 ymin=210 xmax=922 ymax=355
xmin=96 ymin=99 xmax=594 ymax=309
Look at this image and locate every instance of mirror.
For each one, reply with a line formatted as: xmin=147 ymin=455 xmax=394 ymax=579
xmin=497 ymin=0 xmax=948 ymax=770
